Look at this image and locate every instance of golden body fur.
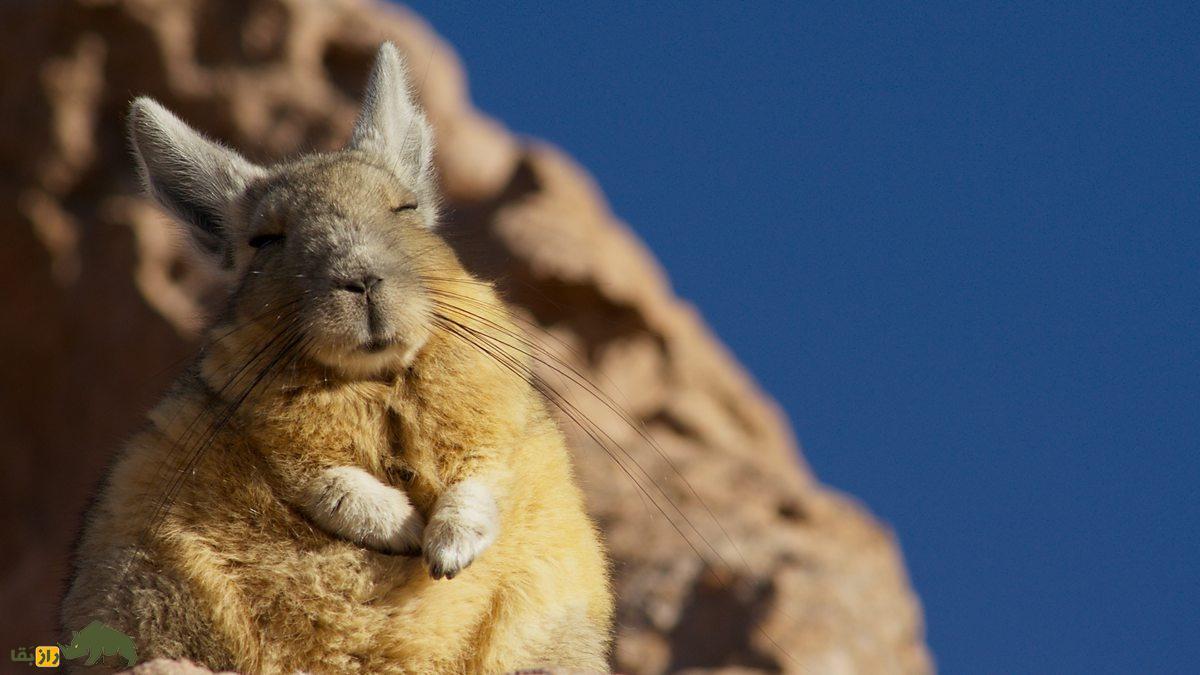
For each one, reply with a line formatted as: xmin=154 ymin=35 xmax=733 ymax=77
xmin=62 ymin=44 xmax=612 ymax=673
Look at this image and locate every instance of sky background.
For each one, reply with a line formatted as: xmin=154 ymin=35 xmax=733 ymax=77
xmin=405 ymin=2 xmax=1198 ymax=672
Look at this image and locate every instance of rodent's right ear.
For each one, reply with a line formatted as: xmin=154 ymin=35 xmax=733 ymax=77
xmin=128 ymin=97 xmax=265 ymax=265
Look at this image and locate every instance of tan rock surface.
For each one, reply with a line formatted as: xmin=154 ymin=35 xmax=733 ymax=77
xmin=0 ymin=1 xmax=930 ymax=673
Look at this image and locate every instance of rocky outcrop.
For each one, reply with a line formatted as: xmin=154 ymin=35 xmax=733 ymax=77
xmin=0 ymin=1 xmax=930 ymax=672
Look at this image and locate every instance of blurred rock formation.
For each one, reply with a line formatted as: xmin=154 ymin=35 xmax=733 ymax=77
xmin=0 ymin=1 xmax=930 ymax=672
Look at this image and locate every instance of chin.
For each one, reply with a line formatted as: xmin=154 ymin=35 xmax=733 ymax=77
xmin=310 ymin=336 xmax=424 ymax=380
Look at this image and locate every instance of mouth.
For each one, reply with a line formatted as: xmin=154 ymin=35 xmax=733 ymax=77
xmin=359 ymin=337 xmax=398 ymax=354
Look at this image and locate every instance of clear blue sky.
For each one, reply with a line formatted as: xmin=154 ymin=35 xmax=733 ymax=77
xmin=405 ymin=2 xmax=1199 ymax=672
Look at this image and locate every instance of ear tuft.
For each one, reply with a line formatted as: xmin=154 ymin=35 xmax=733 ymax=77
xmin=348 ymin=43 xmax=436 ymax=208
xmin=128 ymin=97 xmax=264 ymax=262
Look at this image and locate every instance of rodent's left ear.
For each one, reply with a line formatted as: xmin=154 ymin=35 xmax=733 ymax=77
xmin=347 ymin=42 xmax=436 ymax=215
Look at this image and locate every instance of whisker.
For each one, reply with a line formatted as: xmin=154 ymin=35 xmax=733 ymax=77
xmin=430 ymin=310 xmax=799 ymax=668
xmin=145 ymin=318 xmax=305 ymax=536
xmin=430 ymin=294 xmax=754 ymax=571
xmin=113 ymin=314 xmax=308 ymax=595
xmin=432 ymin=314 xmax=726 ymax=573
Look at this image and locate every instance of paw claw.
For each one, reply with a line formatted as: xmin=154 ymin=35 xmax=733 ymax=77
xmin=421 ymin=478 xmax=500 ymax=580
xmin=426 ymin=560 xmax=450 ymax=580
xmin=421 ymin=518 xmax=492 ymax=580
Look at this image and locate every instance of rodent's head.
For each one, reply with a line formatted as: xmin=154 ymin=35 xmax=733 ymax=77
xmin=129 ymin=44 xmax=458 ymax=378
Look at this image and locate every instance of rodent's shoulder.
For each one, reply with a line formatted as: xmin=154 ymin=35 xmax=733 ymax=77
xmin=143 ymin=367 xmax=221 ymax=438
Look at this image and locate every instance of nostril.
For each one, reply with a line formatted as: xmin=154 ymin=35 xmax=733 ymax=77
xmin=341 ymin=274 xmax=383 ymax=294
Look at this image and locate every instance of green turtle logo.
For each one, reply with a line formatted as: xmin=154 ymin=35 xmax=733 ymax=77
xmin=58 ymin=621 xmax=137 ymax=667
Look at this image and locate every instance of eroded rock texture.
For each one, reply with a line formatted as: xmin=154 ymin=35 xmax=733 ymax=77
xmin=0 ymin=1 xmax=930 ymax=672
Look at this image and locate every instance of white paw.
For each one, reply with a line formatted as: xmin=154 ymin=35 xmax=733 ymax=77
xmin=423 ymin=478 xmax=500 ymax=579
xmin=303 ymin=466 xmax=424 ymax=555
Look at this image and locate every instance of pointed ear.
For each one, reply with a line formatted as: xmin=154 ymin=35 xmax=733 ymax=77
xmin=347 ymin=43 xmax=436 ymax=202
xmin=128 ymin=97 xmax=264 ymax=263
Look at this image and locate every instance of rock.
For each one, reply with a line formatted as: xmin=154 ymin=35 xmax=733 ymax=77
xmin=118 ymin=661 xmax=591 ymax=675
xmin=0 ymin=1 xmax=931 ymax=672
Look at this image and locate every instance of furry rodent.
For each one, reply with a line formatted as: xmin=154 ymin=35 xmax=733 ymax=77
xmin=61 ymin=43 xmax=613 ymax=673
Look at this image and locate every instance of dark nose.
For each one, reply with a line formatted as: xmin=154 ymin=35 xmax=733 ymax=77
xmin=341 ymin=274 xmax=383 ymax=294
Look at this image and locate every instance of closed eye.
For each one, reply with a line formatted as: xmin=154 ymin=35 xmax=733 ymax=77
xmin=391 ymin=203 xmax=418 ymax=213
xmin=249 ymin=233 xmax=285 ymax=249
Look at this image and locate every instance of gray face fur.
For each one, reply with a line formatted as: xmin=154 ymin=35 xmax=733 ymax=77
xmin=128 ymin=43 xmax=444 ymax=377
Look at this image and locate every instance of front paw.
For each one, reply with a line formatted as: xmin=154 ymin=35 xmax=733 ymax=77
xmin=303 ymin=466 xmax=425 ymax=555
xmin=423 ymin=479 xmax=500 ymax=579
